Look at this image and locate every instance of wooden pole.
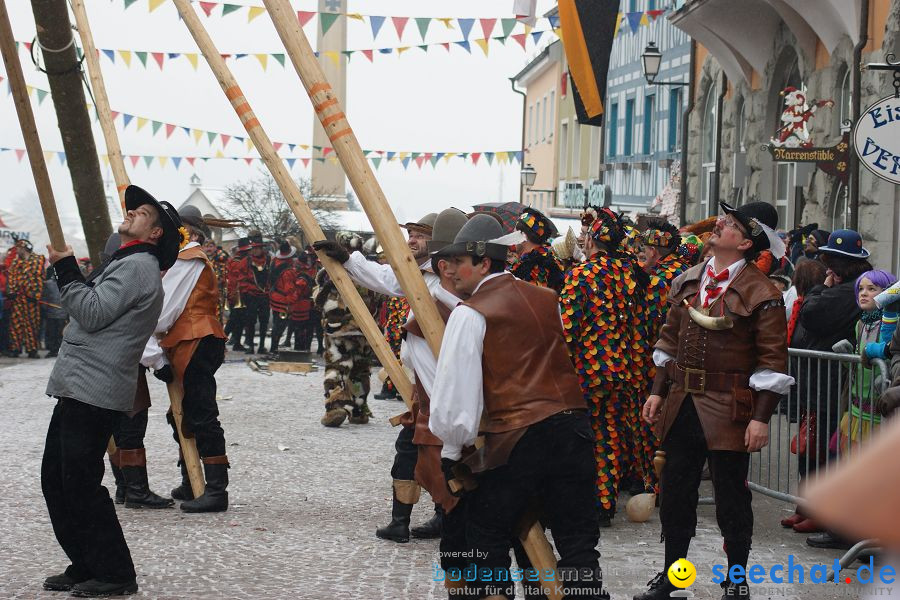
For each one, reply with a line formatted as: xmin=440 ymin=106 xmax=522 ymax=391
xmin=171 ymin=0 xmax=413 ymax=407
xmin=168 ymin=382 xmax=205 ymax=498
xmin=0 ymin=0 xmax=64 ymax=250
xmin=69 ymin=0 xmax=128 ymax=211
xmin=262 ymin=0 xmax=445 ymax=359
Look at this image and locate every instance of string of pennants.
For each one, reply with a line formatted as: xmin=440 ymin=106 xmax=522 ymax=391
xmin=121 ymin=0 xmax=666 ymax=43
xmin=0 ymin=73 xmax=518 ymax=162
xmin=0 ymin=146 xmax=524 ymax=170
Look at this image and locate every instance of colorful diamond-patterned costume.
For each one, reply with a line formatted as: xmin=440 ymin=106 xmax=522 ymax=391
xmin=382 ymin=296 xmax=410 ymax=393
xmin=7 ymin=250 xmax=45 ymax=353
xmin=511 ymin=244 xmax=566 ymax=292
xmin=559 ymin=208 xmax=646 ymax=515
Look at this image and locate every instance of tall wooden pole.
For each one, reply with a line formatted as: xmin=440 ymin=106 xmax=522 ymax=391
xmin=263 ymin=0 xmax=445 ymax=359
xmin=70 ymin=0 xmax=128 ymax=211
xmin=171 ymin=0 xmax=413 ymax=406
xmin=0 ymin=0 xmax=64 ymax=250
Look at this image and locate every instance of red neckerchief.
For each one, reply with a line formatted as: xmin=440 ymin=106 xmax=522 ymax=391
xmin=703 ymin=266 xmax=730 ymax=308
xmin=119 ymin=239 xmax=145 ymax=250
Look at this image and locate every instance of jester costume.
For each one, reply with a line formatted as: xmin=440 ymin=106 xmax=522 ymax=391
xmin=558 ymin=208 xmax=646 ymax=520
xmin=382 ymin=296 xmax=409 ymax=395
xmin=7 ymin=244 xmax=45 ymax=356
xmin=513 ymin=207 xmax=565 ymax=292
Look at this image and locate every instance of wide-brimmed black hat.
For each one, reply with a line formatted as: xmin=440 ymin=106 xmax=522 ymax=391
xmin=249 ymin=233 xmax=266 ymax=248
xmin=177 ymin=205 xmax=211 ymax=239
xmin=719 ymin=201 xmax=783 ymax=258
xmin=124 ymin=185 xmax=182 ymax=270
xmin=432 ymin=214 xmax=510 ymax=261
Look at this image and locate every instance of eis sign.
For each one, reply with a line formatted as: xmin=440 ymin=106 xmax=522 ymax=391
xmin=854 ymin=95 xmax=900 ymax=185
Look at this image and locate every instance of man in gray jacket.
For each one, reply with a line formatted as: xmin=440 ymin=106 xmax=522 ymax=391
xmin=41 ymin=185 xmax=182 ymax=598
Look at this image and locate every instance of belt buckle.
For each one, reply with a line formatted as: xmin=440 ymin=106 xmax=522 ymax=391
xmin=683 ymin=367 xmax=706 ymax=394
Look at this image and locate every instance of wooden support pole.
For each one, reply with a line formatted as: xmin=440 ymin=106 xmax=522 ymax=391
xmin=168 ymin=382 xmax=205 ymax=498
xmin=262 ymin=0 xmax=445 ymax=359
xmin=171 ymin=0 xmax=413 ymax=407
xmin=69 ymin=0 xmax=128 ymax=211
xmin=0 ymin=0 xmax=64 ymax=250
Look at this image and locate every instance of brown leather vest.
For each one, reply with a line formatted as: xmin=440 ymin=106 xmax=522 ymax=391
xmin=463 ymin=275 xmax=585 ymax=434
xmin=404 ymin=299 xmax=453 ymax=446
xmin=161 ymin=247 xmax=227 ymax=377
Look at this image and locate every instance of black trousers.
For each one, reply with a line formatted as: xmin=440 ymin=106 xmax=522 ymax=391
xmin=0 ymin=312 xmax=8 ymax=352
xmin=390 ymin=425 xmax=418 ymax=482
xmin=659 ymin=396 xmax=753 ymax=549
xmin=289 ymin=318 xmax=312 ymax=351
xmin=242 ymin=294 xmax=269 ymax=350
xmin=270 ymin=311 xmax=289 ymax=351
xmin=225 ymin=307 xmax=247 ymax=345
xmin=465 ymin=411 xmax=603 ymax=599
xmin=41 ymin=398 xmax=136 ymax=583
xmin=167 ymin=336 xmax=227 ymax=457
xmin=45 ymin=318 xmax=65 ymax=353
xmin=113 ymin=408 xmax=149 ymax=450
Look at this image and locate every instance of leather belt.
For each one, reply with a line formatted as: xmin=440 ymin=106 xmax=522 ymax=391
xmin=666 ymin=362 xmax=749 ymax=395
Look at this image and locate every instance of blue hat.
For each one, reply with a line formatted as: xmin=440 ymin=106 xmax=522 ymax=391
xmin=818 ymin=229 xmax=869 ymax=259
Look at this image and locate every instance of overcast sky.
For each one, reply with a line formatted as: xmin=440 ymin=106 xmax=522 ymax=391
xmin=1 ymin=0 xmax=556 ymax=251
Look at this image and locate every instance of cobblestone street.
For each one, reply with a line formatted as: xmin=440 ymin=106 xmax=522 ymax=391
xmin=0 ymin=356 xmax=871 ymax=599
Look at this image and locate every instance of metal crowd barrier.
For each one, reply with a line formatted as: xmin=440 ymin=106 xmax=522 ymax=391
xmin=747 ymin=348 xmax=890 ymax=574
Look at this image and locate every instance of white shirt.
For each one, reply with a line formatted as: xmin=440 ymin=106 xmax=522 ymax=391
xmin=344 ymin=251 xmax=441 ymax=298
xmin=429 ymin=272 xmax=511 ymax=460
xmin=652 ymin=258 xmax=794 ymax=397
xmin=140 ymin=242 xmax=205 ymax=370
xmin=783 ymin=286 xmax=798 ymax=321
xmin=400 ymin=284 xmax=461 ymax=398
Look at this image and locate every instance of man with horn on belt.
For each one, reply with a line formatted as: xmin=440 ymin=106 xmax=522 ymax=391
xmin=141 ymin=205 xmax=230 ymax=513
xmin=225 ymin=236 xmax=251 ymax=351
xmin=637 ymin=202 xmax=793 ymax=600
xmin=429 ymin=214 xmax=607 ymax=600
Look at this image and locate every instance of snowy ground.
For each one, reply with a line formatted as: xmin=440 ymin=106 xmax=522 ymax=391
xmin=0 ymin=354 xmax=874 ymax=599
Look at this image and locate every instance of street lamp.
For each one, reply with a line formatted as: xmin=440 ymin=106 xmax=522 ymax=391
xmin=642 ymin=42 xmax=689 ymax=87
xmin=520 ymin=164 xmax=557 ymax=206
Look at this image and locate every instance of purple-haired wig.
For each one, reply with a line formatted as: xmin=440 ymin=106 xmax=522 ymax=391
xmin=856 ymin=269 xmax=898 ymax=307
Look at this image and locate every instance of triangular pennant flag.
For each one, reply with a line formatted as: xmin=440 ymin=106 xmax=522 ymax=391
xmin=143 ymin=156 xmax=154 ymax=167
xmin=123 ymin=0 xmax=139 ymax=8
xmin=614 ymin=13 xmax=623 ymax=36
xmin=119 ymin=50 xmax=132 ymax=67
xmin=626 ymin=11 xmax=642 ymax=33
xmin=286 ymin=158 xmax=296 ymax=169
xmin=457 ymin=18 xmax=475 ymax=40
xmin=297 ymin=11 xmax=315 ymax=27
xmin=123 ymin=114 xmax=134 ymax=128
xmin=110 ymin=111 xmax=120 ymax=121
xmin=57 ymin=152 xmax=66 ymax=165
xmin=414 ymin=17 xmax=431 ymax=41
xmin=221 ymin=134 xmax=231 ymax=148
xmin=199 ymin=2 xmax=216 ymax=17
xmin=640 ymin=13 xmax=650 ymax=26
xmin=215 ymin=150 xmax=225 ymax=158
xmin=137 ymin=117 xmax=148 ymax=130
xmin=192 ymin=129 xmax=202 ymax=143
xmin=497 ymin=151 xmax=508 ymax=163
xmin=288 ymin=143 xmax=296 ymax=152
xmin=386 ymin=151 xmax=395 ymax=161
xmin=414 ymin=156 xmax=425 ymax=169
xmin=531 ymin=31 xmax=543 ymax=44
xmin=392 ymin=16 xmax=409 ymax=39
xmin=430 ymin=155 xmax=439 ymax=167
xmin=437 ymin=17 xmax=454 ymax=29
xmin=185 ymin=53 xmax=199 ymax=69
xmin=553 ymin=27 xmax=564 ymax=42
xmin=222 ymin=4 xmax=242 ymax=17
xmin=244 ymin=158 xmax=253 ymax=166
xmin=397 ymin=46 xmax=410 ymax=56
xmin=471 ymin=152 xmax=481 ymax=165
xmin=479 ymin=18 xmax=496 ymax=39
xmin=135 ymin=51 xmax=148 ymax=67
xmin=362 ymin=49 xmax=373 ymax=62
xmin=378 ymin=48 xmax=393 ymax=55
xmin=444 ymin=152 xmax=456 ymax=162
xmin=347 ymin=13 xmax=364 ymax=21
xmin=401 ymin=157 xmax=411 ymax=170
xmin=454 ymin=40 xmax=471 ymax=53
xmin=247 ymin=6 xmax=265 ymax=22
xmin=548 ymin=15 xmax=561 ymax=28
xmin=273 ymin=142 xmax=283 ymax=152
xmin=369 ymin=15 xmax=385 ymax=39
xmin=254 ymin=54 xmax=268 ymax=70
xmin=186 ymin=157 xmax=196 ymax=166
xmin=511 ymin=33 xmax=527 ymax=49
xmin=273 ymin=53 xmax=285 ymax=67
xmin=102 ymin=49 xmax=115 ymax=63
xmin=158 ymin=156 xmax=168 ymax=168
xmin=101 ymin=154 xmax=109 ymax=167
xmin=371 ymin=157 xmax=382 ymax=169
xmin=172 ymin=157 xmax=182 ymax=169
xmin=165 ymin=124 xmax=176 ymax=138
xmin=168 ymin=53 xmax=180 ymax=60
xmin=246 ymin=138 xmax=254 ymax=151
xmin=418 ymin=44 xmax=428 ymax=52
xmin=475 ymin=38 xmax=490 ymax=56
xmin=207 ymin=132 xmax=217 ymax=144
xmin=441 ymin=42 xmax=450 ymax=52
xmin=323 ymin=51 xmax=340 ymax=67
xmin=151 ymin=121 xmax=162 ymax=135
xmin=129 ymin=155 xmax=139 ymax=167
xmin=514 ymin=151 xmax=523 ymax=163
xmin=315 ymin=157 xmax=325 ymax=163
xmin=14 ymin=149 xmax=25 ymax=162
xmin=36 ymin=89 xmax=48 ymax=104
xmin=181 ymin=126 xmax=190 ymax=136
xmin=301 ymin=158 xmax=310 ymax=168
xmin=151 ymin=52 xmax=164 ymax=69
xmin=320 ymin=13 xmax=339 ymax=36
xmin=501 ymin=18 xmax=518 ymax=37
xmin=148 ymin=0 xmax=166 ymax=12
xmin=485 ymin=152 xmax=495 ymax=165
xmin=648 ymin=9 xmax=665 ymax=21
xmin=322 ymin=147 xmax=333 ymax=156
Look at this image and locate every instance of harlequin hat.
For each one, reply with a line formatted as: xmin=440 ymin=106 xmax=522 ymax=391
xmin=719 ymin=201 xmax=784 ymax=259
xmin=676 ymin=234 xmax=704 ymax=264
xmin=817 ymin=229 xmax=870 ymax=259
xmin=641 ymin=218 xmax=680 ymax=250
xmin=124 ymin=185 xmax=183 ymax=271
xmin=588 ymin=207 xmax=626 ymax=248
xmin=14 ymin=238 xmax=33 ymax=252
xmin=516 ymin=207 xmax=558 ymax=244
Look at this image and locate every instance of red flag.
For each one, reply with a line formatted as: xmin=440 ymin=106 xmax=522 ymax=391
xmin=297 ymin=11 xmax=315 ymax=27
xmin=199 ymin=2 xmax=216 ymax=16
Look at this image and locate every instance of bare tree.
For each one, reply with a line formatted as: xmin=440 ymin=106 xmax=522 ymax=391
xmin=222 ymin=171 xmax=343 ymax=244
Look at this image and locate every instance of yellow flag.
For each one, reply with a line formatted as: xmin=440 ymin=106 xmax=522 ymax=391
xmin=347 ymin=12 xmax=364 ymax=21
xmin=554 ymin=27 xmax=564 ymax=42
xmin=158 ymin=156 xmax=169 ymax=167
xmin=497 ymin=151 xmax=508 ymax=163
xmin=299 ymin=144 xmax=309 ymax=150
xmin=101 ymin=154 xmax=110 ymax=167
xmin=247 ymin=6 xmax=265 ymax=22
xmin=148 ymin=0 xmax=166 ymax=12
xmin=137 ymin=117 xmax=148 ymax=130
xmin=614 ymin=14 xmax=622 ymax=36
xmin=323 ymin=50 xmax=340 ymax=67
xmin=444 ymin=152 xmax=456 ymax=162
xmin=640 ymin=13 xmax=649 ymax=26
xmin=215 ymin=150 xmax=225 ymax=158
xmin=192 ymin=129 xmax=203 ymax=143
xmin=25 ymin=85 xmax=34 ymax=95
xmin=437 ymin=18 xmax=454 ymax=29
xmin=185 ymin=53 xmax=199 ymax=70
xmin=119 ymin=50 xmax=132 ymax=67
xmin=246 ymin=138 xmax=254 ymax=151
xmin=254 ymin=54 xmax=268 ymax=70
xmin=397 ymin=47 xmax=410 ymax=55
xmin=475 ymin=38 xmax=490 ymax=56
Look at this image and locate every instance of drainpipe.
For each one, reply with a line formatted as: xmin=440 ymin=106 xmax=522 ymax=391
xmin=849 ymin=0 xmax=870 ymax=230
xmin=712 ymin=71 xmax=728 ymax=215
xmin=510 ymin=77 xmax=527 ymax=204
xmin=679 ymin=40 xmax=697 ymax=226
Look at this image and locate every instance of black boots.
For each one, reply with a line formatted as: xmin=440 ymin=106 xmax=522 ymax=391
xmin=118 ymin=449 xmax=174 ymax=509
xmin=180 ymin=457 xmax=229 ymax=513
xmin=374 ymin=382 xmax=398 ymax=400
xmin=376 ymin=497 xmax=413 ymax=543
xmin=633 ymin=572 xmax=677 ymax=600
xmin=43 ymin=566 xmax=89 ymax=591
xmin=70 ymin=579 xmax=138 ymax=597
xmin=411 ymin=505 xmax=443 ymax=539
xmin=108 ymin=452 xmax=125 ymax=504
xmin=170 ymin=459 xmax=194 ymax=502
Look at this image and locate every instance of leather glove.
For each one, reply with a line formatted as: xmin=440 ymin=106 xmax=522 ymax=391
xmin=153 ymin=365 xmax=174 ymax=384
xmin=312 ymin=240 xmax=350 ymax=264
xmin=876 ymin=386 xmax=900 ymax=417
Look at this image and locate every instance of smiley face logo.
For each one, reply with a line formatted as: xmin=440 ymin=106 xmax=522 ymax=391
xmin=667 ymin=558 xmax=697 ymax=588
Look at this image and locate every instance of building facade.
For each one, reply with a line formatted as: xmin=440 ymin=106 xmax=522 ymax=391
xmin=672 ymin=0 xmax=900 ymax=270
